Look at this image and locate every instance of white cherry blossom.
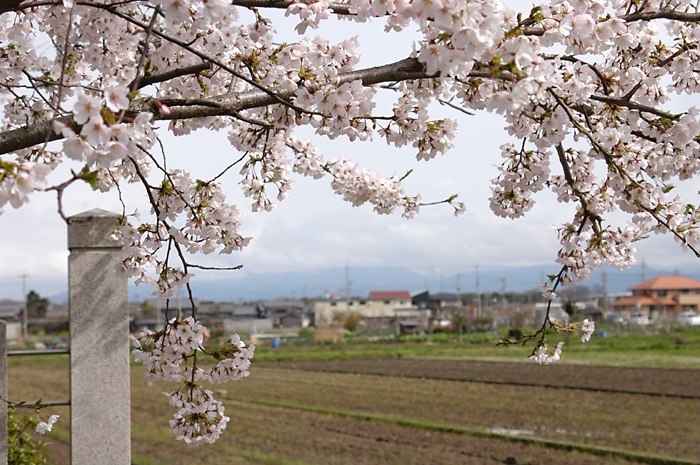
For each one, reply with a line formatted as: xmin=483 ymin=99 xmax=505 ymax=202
xmin=35 ymin=414 xmax=59 ymax=434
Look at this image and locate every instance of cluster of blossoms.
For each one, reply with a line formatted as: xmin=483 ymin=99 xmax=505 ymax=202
xmin=490 ymin=143 xmax=551 ymax=219
xmin=286 ymin=0 xmax=331 ymax=34
xmin=524 ymin=301 xmax=597 ymax=364
xmin=131 ymin=317 xmax=207 ymax=382
xmin=131 ymin=317 xmax=254 ymax=444
xmin=530 ymin=342 xmax=564 ymax=365
xmin=580 ymin=319 xmax=595 ymax=343
xmin=114 ymin=172 xmax=251 ymax=298
xmin=0 ymin=161 xmax=51 ymax=212
xmin=287 ymin=136 xmax=464 ymax=218
xmin=165 ymin=387 xmax=229 ymax=446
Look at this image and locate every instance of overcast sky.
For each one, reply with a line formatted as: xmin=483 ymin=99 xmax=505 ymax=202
xmin=2 ymin=1 xmax=700 ymax=301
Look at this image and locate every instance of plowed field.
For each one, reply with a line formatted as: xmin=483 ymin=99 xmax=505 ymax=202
xmin=8 ymin=355 xmax=700 ymax=465
xmin=260 ymin=357 xmax=700 ymax=397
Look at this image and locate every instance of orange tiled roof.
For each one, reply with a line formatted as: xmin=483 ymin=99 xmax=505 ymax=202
xmin=611 ymin=295 xmax=657 ymax=307
xmin=657 ymin=297 xmax=678 ymax=306
xmin=630 ymin=275 xmax=700 ymax=291
xmin=370 ymin=291 xmax=411 ymax=300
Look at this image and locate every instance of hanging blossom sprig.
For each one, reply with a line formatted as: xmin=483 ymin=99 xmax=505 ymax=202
xmin=527 ymin=317 xmax=596 ymax=365
xmin=498 ymin=267 xmax=597 ymax=365
xmin=131 ymin=317 xmax=255 ymax=446
xmin=35 ymin=414 xmax=60 ymax=434
xmin=0 ymin=396 xmax=62 ymax=437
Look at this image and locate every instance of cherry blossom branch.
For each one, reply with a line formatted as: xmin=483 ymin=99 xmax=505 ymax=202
xmin=187 ymin=264 xmax=243 ymax=270
xmin=555 ymin=143 xmax=603 ymax=232
xmin=0 ymin=396 xmax=62 ymax=409
xmin=208 ymin=154 xmax=248 ymax=183
xmin=0 ymin=58 xmax=435 ymax=154
xmin=498 ymin=264 xmax=568 ymax=347
xmin=634 ymin=201 xmax=700 ymax=258
xmin=590 ymin=94 xmax=682 ymax=120
xmin=549 ymin=88 xmax=700 ymax=259
xmin=622 ymin=9 xmax=700 ymax=22
xmin=101 ymin=3 xmax=315 ymax=116
xmin=20 ymin=70 xmax=63 ymax=115
xmin=42 ymin=0 xmax=76 ymax=149
xmin=128 ymin=6 xmax=161 ymax=94
xmin=131 ymin=63 xmax=212 ymax=90
xmin=44 ymin=169 xmax=88 ymax=222
xmin=230 ymin=0 xmax=353 ymax=14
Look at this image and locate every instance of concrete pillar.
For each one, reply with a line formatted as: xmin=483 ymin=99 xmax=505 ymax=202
xmin=68 ymin=209 xmax=130 ymax=465
xmin=0 ymin=321 xmax=6 ymax=465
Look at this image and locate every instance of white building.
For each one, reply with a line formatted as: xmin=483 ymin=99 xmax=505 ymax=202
xmin=314 ymin=290 xmax=414 ymax=327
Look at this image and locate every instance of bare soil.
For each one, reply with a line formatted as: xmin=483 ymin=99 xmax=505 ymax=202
xmin=7 ymin=357 xmax=700 ymax=464
xmin=260 ymin=357 xmax=700 ymax=397
xmin=227 ymin=366 xmax=700 ymax=462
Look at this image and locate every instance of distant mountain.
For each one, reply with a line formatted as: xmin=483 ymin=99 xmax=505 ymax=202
xmin=22 ymin=263 xmax=700 ymax=304
xmin=129 ymin=263 xmax=700 ymax=302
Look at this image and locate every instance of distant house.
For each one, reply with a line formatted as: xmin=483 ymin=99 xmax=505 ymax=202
xmin=412 ymin=291 xmax=461 ymax=311
xmin=313 ymin=290 xmax=414 ymax=328
xmin=534 ymin=301 xmax=571 ymax=324
xmin=369 ymin=291 xmax=412 ymax=306
xmin=411 ymin=291 xmax=467 ymax=330
xmin=412 ymin=291 xmax=463 ymax=324
xmin=611 ymin=275 xmax=700 ymax=319
xmin=0 ymin=299 xmax=23 ymax=341
xmin=134 ymin=299 xmax=273 ymax=333
xmin=199 ymin=301 xmax=272 ymax=333
xmin=260 ymin=300 xmax=312 ymax=328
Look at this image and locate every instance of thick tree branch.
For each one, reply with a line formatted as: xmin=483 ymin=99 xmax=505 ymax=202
xmin=622 ymin=10 xmax=700 ymax=22
xmin=0 ymin=58 xmax=432 ymax=154
xmin=231 ymin=0 xmax=353 ymax=14
xmin=0 ymin=115 xmax=74 ymax=155
xmin=590 ymin=94 xmax=681 ymax=120
xmin=132 ymin=63 xmax=212 ymax=90
xmin=0 ymin=0 xmax=26 ymax=14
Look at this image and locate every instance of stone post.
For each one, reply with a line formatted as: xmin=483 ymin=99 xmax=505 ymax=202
xmin=0 ymin=321 xmax=6 ymax=465
xmin=68 ymin=209 xmax=130 ymax=465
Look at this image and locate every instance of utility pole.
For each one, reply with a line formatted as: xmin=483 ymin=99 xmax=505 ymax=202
xmin=475 ymin=263 xmax=481 ymax=316
xmin=501 ymin=276 xmax=507 ymax=307
xmin=19 ymin=274 xmax=29 ymax=337
xmin=602 ymin=270 xmax=609 ymax=313
xmin=456 ymin=273 xmax=461 ymax=300
xmin=345 ymin=265 xmax=352 ymax=304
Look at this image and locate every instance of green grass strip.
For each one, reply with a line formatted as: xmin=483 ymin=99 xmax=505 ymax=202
xmin=230 ymin=397 xmax=696 ymax=465
xmin=132 ymin=456 xmax=171 ymax=465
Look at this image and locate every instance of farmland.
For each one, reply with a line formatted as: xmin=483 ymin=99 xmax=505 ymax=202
xmin=7 ymin=331 xmax=700 ymax=465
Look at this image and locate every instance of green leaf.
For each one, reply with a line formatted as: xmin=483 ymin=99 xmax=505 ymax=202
xmin=80 ymin=170 xmax=100 ymax=188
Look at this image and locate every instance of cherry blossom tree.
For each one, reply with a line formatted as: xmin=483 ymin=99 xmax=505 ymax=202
xmin=2 ymin=0 xmax=700 ymax=444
